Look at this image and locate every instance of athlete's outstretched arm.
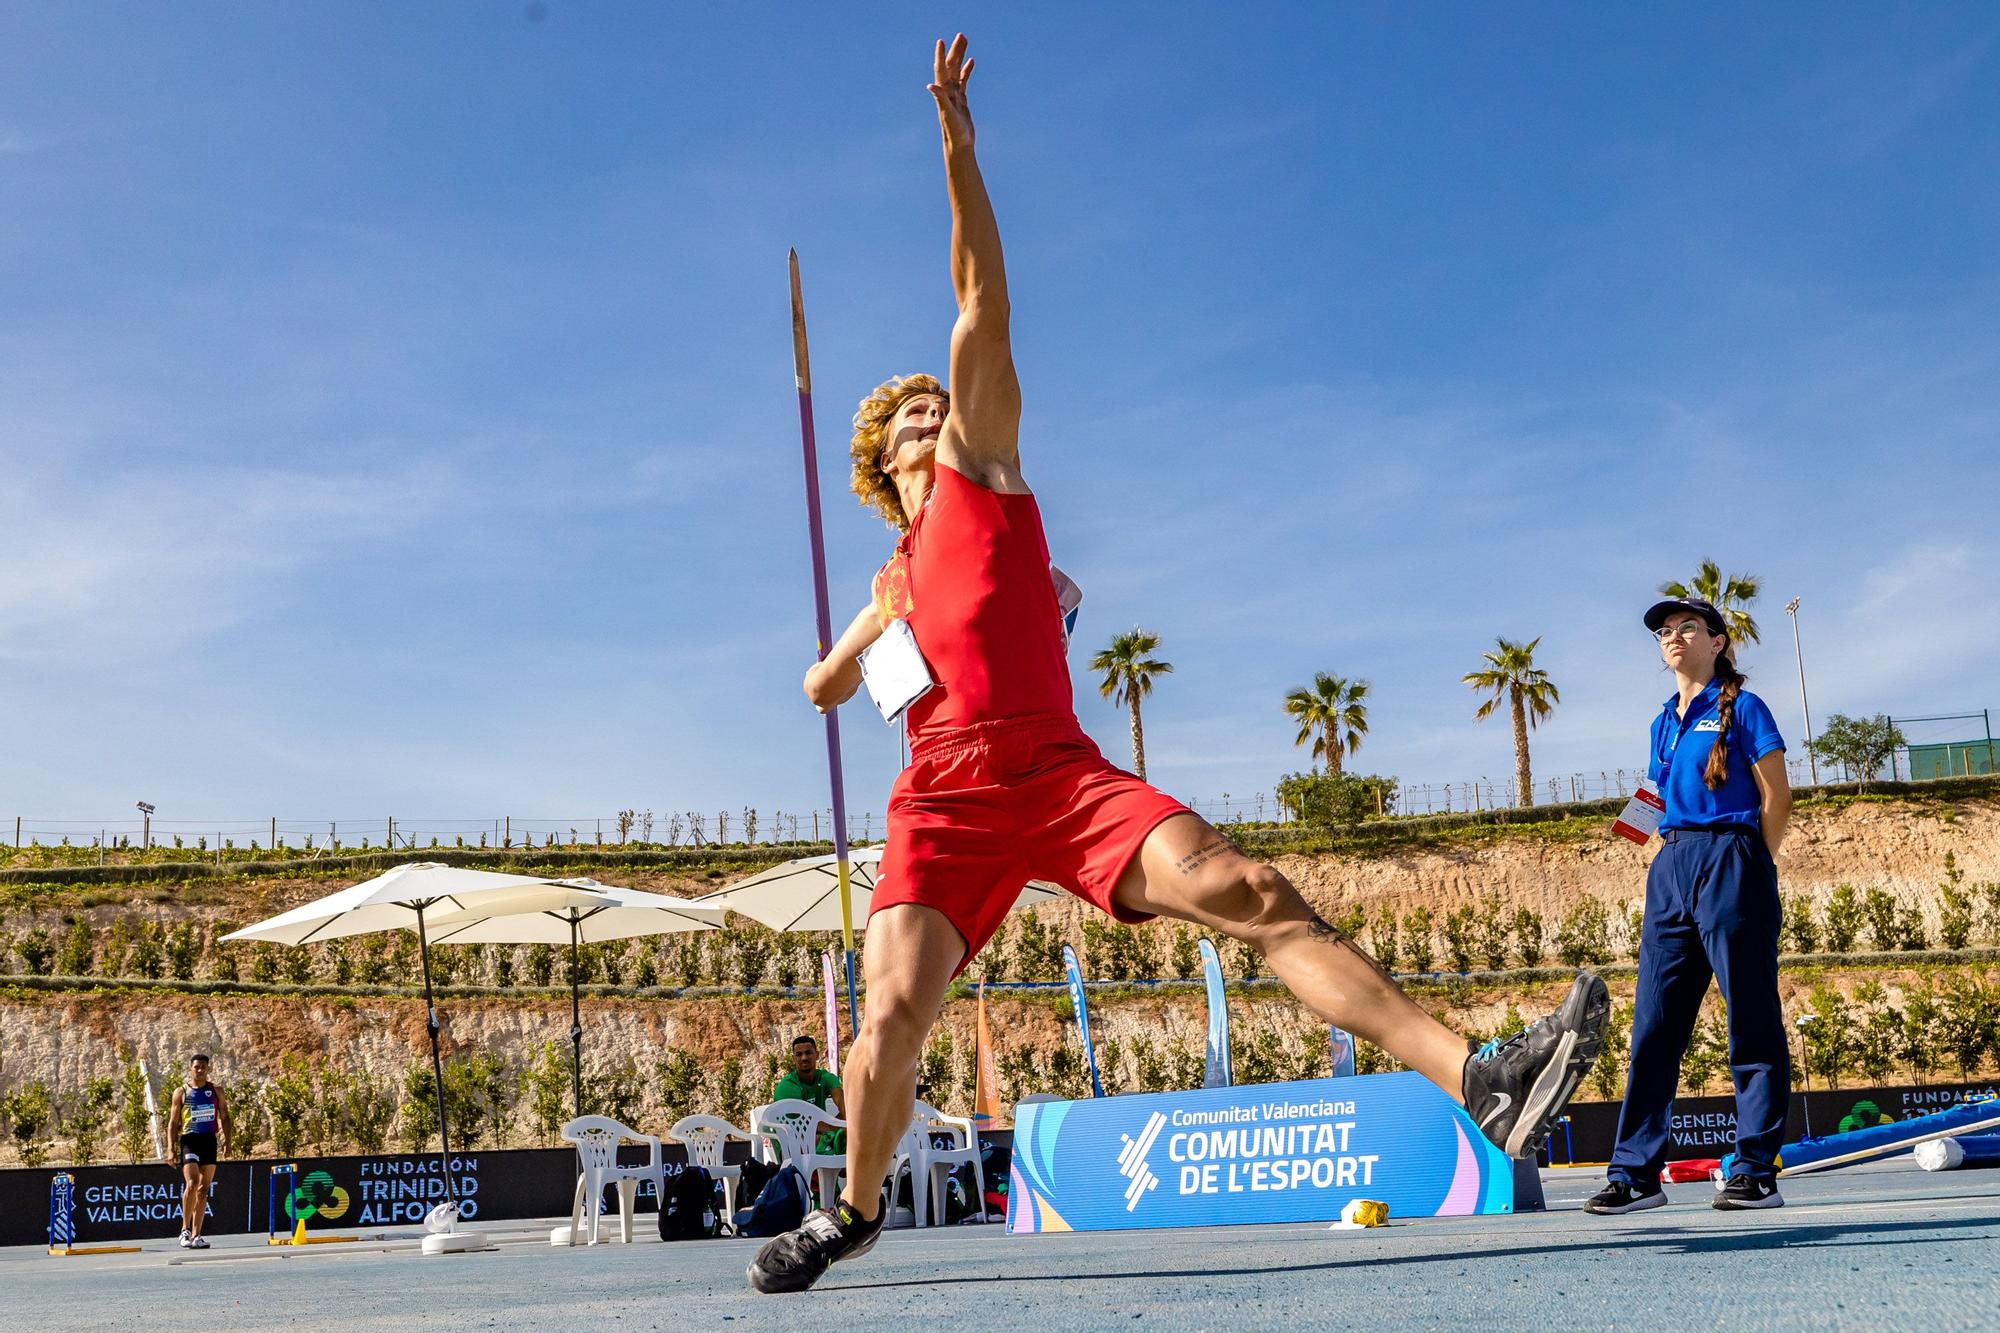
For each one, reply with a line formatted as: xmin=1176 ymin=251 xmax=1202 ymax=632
xmin=804 ymin=602 xmax=884 ymax=712
xmin=929 ymin=34 xmax=1023 ymax=487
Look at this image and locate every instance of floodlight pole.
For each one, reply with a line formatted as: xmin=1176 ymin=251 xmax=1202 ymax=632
xmin=1784 ymin=598 xmax=1817 ymax=786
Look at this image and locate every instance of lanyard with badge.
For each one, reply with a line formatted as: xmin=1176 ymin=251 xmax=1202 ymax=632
xmin=1612 ymin=779 xmax=1666 ymax=845
xmin=1618 ymin=692 xmax=1714 ymax=844
xmin=1614 ymin=699 xmax=1691 ymax=845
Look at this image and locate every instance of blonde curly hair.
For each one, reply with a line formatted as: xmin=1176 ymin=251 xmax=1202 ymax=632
xmin=850 ymin=373 xmax=948 ymax=531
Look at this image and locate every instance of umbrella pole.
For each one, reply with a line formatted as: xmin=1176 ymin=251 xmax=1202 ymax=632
xmin=789 ymin=250 xmax=861 ymax=1035
xmin=569 ymin=913 xmax=585 ymax=1118
xmin=414 ymin=904 xmax=457 ymax=1211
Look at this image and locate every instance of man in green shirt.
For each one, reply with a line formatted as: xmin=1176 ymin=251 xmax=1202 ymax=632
xmin=772 ymin=1036 xmax=844 ymax=1154
xmin=773 ymin=1036 xmax=844 ymax=1114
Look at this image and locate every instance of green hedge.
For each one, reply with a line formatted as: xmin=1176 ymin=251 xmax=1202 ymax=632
xmin=9 ymin=946 xmax=1998 ymax=1004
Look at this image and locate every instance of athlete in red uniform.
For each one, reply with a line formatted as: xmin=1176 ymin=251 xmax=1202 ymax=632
xmin=749 ymin=36 xmax=1610 ymax=1294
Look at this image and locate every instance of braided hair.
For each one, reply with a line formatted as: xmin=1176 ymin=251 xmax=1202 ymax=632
xmin=1703 ymin=641 xmax=1747 ymax=790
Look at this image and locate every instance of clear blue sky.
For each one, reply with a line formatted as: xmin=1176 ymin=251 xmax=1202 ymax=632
xmin=3 ymin=3 xmax=1996 ymax=837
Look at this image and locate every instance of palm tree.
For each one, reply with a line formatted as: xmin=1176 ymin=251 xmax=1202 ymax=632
xmin=1091 ymin=628 xmax=1173 ymax=780
xmin=1463 ymin=637 xmax=1561 ymax=806
xmin=1283 ymin=674 xmax=1370 ymax=777
xmin=1660 ymin=559 xmax=1762 ymax=645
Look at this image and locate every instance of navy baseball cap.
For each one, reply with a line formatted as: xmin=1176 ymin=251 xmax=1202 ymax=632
xmin=1644 ymin=596 xmax=1726 ymax=635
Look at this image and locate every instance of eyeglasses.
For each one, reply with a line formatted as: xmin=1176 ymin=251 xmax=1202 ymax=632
xmin=1653 ymin=623 xmax=1713 ymax=642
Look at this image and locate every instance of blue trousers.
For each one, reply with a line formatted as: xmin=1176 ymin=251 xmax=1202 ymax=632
xmin=1609 ymin=828 xmax=1790 ymax=1184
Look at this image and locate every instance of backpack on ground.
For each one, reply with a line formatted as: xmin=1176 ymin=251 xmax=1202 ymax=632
xmin=656 ymin=1162 xmax=720 ymax=1241
xmin=734 ymin=1163 xmax=808 ymax=1238
xmin=737 ymin=1156 xmax=777 ymax=1204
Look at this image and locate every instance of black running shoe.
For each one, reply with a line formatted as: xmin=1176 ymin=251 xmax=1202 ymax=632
xmin=1583 ymin=1180 xmax=1667 ymax=1215
xmin=747 ymin=1201 xmax=885 ymax=1294
xmin=1712 ymin=1175 xmax=1783 ymax=1210
xmin=1462 ymin=971 xmax=1610 ymax=1157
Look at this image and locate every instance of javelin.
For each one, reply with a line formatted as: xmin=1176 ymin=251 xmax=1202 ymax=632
xmin=789 ymin=249 xmax=861 ymax=1036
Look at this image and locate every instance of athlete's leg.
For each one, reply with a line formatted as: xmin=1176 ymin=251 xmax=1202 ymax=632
xmin=180 ymin=1160 xmax=202 ymax=1236
xmin=1112 ymin=813 xmax=1471 ymax=1095
xmin=837 ymin=903 xmax=966 ymax=1220
xmin=190 ymin=1163 xmax=216 ymax=1237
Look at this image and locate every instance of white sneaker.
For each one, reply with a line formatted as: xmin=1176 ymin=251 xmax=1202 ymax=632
xmin=178 ymin=1230 xmax=193 ymax=1248
xmin=190 ymin=1235 xmax=210 ymax=1249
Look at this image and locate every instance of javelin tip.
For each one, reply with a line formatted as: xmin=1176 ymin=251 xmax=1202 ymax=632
xmin=789 ymin=251 xmax=811 ymax=393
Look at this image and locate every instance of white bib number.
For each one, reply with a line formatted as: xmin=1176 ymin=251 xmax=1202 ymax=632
xmin=858 ymin=618 xmax=935 ymax=724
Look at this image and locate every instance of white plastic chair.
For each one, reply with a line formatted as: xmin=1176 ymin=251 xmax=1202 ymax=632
xmin=670 ymin=1114 xmax=749 ymax=1223
xmin=887 ymin=1122 xmax=928 ymax=1228
xmin=751 ymin=1099 xmax=847 ymax=1210
xmin=900 ymin=1100 xmax=986 ymax=1226
xmin=560 ymin=1114 xmax=666 ymax=1245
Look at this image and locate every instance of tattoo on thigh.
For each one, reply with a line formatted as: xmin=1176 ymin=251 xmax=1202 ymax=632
xmin=1175 ymin=837 xmax=1234 ymax=877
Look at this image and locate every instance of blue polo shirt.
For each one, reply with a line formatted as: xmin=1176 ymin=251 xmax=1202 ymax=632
xmin=1649 ymin=681 xmax=1785 ymax=832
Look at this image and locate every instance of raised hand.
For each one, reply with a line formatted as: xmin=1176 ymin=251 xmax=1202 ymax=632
xmin=928 ymin=33 xmax=975 ymax=150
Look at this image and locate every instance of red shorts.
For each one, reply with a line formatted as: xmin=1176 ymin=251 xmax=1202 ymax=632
xmin=871 ymin=713 xmax=1191 ymax=970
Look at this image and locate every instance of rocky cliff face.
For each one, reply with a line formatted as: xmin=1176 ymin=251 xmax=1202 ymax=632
xmin=1 ymin=794 xmax=1993 ymax=1163
xmin=1287 ymin=794 xmax=1995 ymax=922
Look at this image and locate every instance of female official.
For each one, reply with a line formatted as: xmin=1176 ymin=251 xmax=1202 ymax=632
xmin=1587 ymin=596 xmax=1793 ymax=1214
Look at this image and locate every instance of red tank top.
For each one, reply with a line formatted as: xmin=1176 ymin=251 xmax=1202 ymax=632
xmin=871 ymin=461 xmax=1074 ymax=743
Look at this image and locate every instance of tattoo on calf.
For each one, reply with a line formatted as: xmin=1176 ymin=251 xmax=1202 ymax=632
xmin=1175 ymin=837 xmax=1234 ymax=877
xmin=1309 ymin=913 xmax=1398 ymax=985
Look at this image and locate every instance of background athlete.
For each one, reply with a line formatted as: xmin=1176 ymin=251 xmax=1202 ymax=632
xmin=164 ymin=1053 xmax=230 ymax=1249
xmin=750 ymin=34 xmax=1610 ymax=1294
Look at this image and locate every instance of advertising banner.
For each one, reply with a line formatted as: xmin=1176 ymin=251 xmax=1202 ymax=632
xmin=1007 ymin=1071 xmax=1516 ymax=1234
xmin=1062 ymin=943 xmax=1104 ymax=1099
xmin=822 ymin=949 xmax=841 ymax=1075
xmin=1551 ymin=1080 xmax=2000 ymax=1165
xmin=262 ymin=1149 xmax=574 ymax=1232
xmin=1328 ymin=1026 xmax=1356 ymax=1079
xmin=1197 ymin=937 xmax=1231 ymax=1088
xmin=0 ymin=1147 xmax=582 ymax=1248
xmin=973 ymin=979 xmax=1002 ymax=1126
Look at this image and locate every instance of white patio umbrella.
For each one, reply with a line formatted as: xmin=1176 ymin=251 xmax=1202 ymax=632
xmin=424 ymin=879 xmax=726 ymax=1116
xmin=223 ymin=862 xmax=583 ymax=1252
xmin=697 ymin=846 xmax=1063 ymax=932
xmin=700 ymin=851 xmax=1063 ymax=1053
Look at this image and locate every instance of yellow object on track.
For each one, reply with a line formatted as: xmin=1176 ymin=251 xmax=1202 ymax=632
xmin=1340 ymin=1198 xmax=1389 ymax=1228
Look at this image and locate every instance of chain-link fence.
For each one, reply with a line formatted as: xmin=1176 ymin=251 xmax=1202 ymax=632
xmin=1 ymin=809 xmax=891 ymax=855
xmin=1883 ymin=711 xmax=1997 ymax=782
xmin=1396 ymin=755 xmax=1826 ymax=817
xmin=4 ymin=709 xmax=1987 ymax=852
